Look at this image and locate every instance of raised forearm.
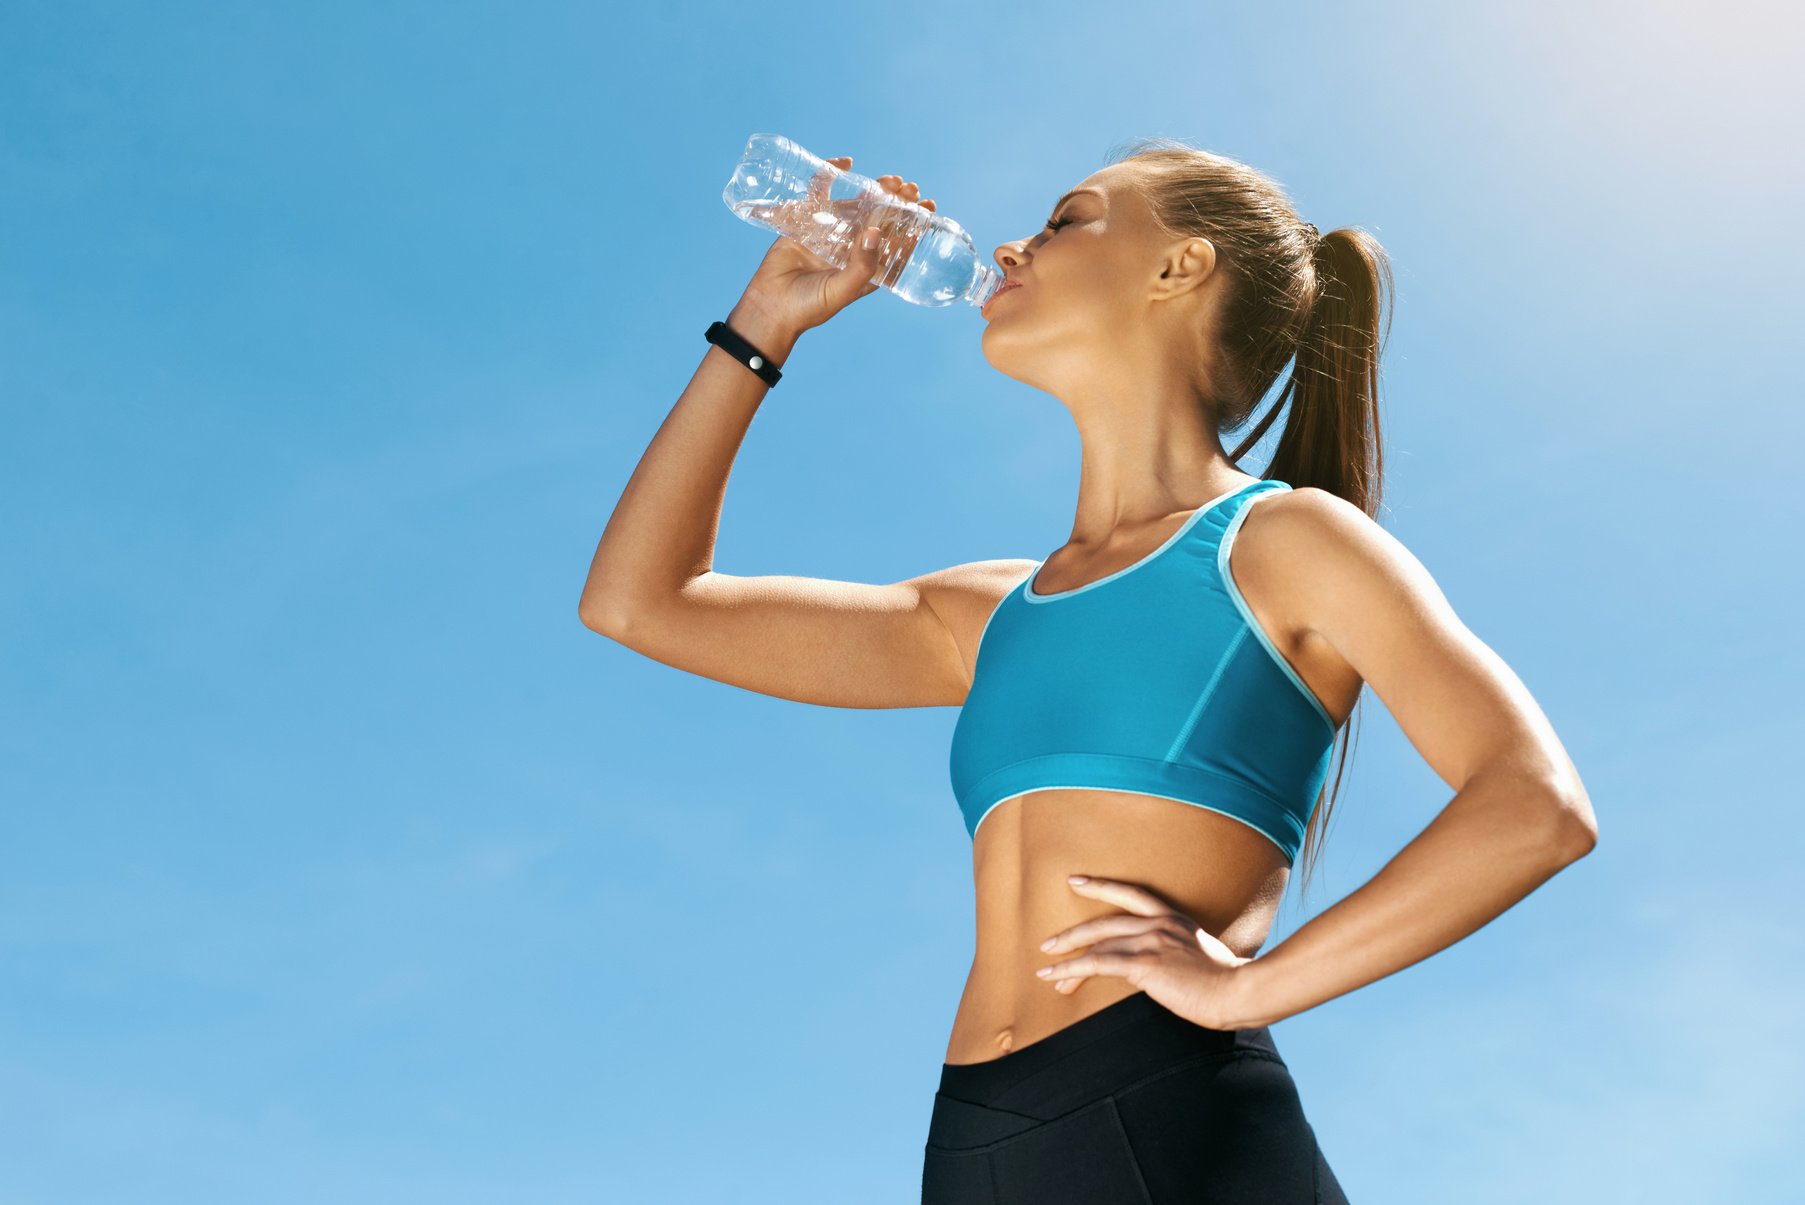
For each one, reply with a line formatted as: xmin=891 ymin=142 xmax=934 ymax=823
xmin=578 ymin=296 xmax=803 ymax=624
xmin=1227 ymin=769 xmax=1595 ymax=1029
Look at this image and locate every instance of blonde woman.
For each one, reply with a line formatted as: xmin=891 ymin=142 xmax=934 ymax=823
xmin=580 ymin=140 xmax=1597 ymax=1203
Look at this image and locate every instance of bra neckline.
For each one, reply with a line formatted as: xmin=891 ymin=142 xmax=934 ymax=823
xmin=1023 ymin=478 xmax=1278 ymax=602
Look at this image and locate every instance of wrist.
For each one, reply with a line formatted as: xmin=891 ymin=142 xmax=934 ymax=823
xmin=1225 ymin=955 xmax=1282 ymax=1030
xmin=726 ymin=297 xmax=803 ymax=368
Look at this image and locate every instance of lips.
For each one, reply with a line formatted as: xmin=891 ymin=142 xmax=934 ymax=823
xmin=984 ymin=280 xmax=1022 ymax=315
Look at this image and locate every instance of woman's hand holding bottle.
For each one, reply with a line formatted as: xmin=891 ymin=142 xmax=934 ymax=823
xmin=734 ymin=155 xmax=937 ymax=340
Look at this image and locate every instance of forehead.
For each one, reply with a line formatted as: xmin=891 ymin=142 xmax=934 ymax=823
xmin=1054 ymin=165 xmax=1147 ymax=220
xmin=1058 ymin=163 xmax=1142 ymax=208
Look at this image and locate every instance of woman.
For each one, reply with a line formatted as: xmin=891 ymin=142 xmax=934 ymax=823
xmin=579 ymin=140 xmax=1598 ymax=1203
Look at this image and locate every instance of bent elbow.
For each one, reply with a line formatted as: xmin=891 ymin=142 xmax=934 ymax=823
xmin=578 ymin=594 xmax=635 ymax=640
xmin=1546 ymin=779 xmax=1598 ymax=861
xmin=1554 ymin=815 xmax=1597 ymax=862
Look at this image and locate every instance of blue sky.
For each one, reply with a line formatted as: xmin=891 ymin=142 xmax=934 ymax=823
xmin=3 ymin=1 xmax=1801 ymax=1201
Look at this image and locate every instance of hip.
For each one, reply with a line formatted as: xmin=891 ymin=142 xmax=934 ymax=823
xmin=945 ymin=966 xmax=1152 ymax=1066
xmin=923 ymin=990 xmax=1348 ymax=1204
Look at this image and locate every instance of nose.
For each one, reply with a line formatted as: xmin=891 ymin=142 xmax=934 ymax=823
xmin=995 ymin=239 xmax=1028 ymax=272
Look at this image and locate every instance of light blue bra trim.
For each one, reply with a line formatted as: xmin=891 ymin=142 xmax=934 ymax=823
xmin=1216 ymin=488 xmax=1338 ymax=732
xmin=971 ymin=787 xmax=1294 ymax=859
xmin=1023 ymin=479 xmax=1269 ymax=603
xmin=966 ymin=752 xmax=1304 ymax=856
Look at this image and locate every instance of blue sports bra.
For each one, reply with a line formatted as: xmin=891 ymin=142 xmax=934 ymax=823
xmin=948 ymin=478 xmax=1339 ymax=864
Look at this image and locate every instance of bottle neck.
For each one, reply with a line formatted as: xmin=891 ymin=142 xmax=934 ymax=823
xmin=967 ymin=263 xmax=1003 ymax=308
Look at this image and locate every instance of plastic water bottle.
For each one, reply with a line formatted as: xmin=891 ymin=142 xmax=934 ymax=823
xmin=722 ymin=133 xmax=1004 ymax=312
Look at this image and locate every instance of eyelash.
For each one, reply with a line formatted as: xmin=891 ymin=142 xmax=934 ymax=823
xmin=1043 ymin=217 xmax=1069 ymax=233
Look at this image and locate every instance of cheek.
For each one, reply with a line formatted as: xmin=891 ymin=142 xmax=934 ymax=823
xmin=1052 ymin=258 xmax=1134 ymax=323
xmin=1052 ymin=239 xmax=1125 ymax=293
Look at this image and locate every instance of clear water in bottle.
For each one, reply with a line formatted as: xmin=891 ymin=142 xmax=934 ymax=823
xmin=722 ymin=133 xmax=1004 ymax=311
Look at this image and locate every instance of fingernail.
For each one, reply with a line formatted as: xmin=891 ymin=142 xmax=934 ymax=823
xmin=862 ymin=228 xmax=878 ymax=250
xmin=1036 ymin=967 xmax=1052 ymax=977
xmin=1040 ymin=938 xmax=1055 ymax=951
xmin=1068 ymin=875 xmax=1088 ymax=885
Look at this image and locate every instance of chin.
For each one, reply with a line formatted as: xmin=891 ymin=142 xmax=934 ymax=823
xmin=977 ymin=339 xmax=1028 ymax=385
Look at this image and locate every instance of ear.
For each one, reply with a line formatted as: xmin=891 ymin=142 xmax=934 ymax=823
xmin=1155 ymin=236 xmax=1217 ymax=297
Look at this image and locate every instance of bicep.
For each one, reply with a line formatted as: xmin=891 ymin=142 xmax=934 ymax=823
xmin=590 ymin=559 xmax=1030 ymax=711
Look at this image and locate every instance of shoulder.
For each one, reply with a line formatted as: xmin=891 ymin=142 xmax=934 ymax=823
xmin=912 ymin=558 xmax=1040 ymax=670
xmin=1238 ymin=484 xmax=1376 ymax=551
xmin=1232 ymin=485 xmax=1442 ymax=634
xmin=912 ymin=557 xmax=1040 ymax=603
xmin=1236 ymin=484 xmax=1397 ymax=563
xmin=929 ymin=557 xmax=1042 ymax=618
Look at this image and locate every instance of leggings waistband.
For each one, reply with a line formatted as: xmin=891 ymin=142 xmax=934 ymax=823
xmin=935 ymin=990 xmax=1282 ymax=1120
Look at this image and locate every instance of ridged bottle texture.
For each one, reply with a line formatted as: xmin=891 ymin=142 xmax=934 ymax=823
xmin=722 ymin=133 xmax=1003 ymax=311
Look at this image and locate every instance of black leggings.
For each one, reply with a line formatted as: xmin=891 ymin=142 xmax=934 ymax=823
xmin=922 ymin=990 xmax=1349 ymax=1204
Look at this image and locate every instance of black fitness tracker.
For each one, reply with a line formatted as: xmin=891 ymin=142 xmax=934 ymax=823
xmin=704 ymin=320 xmax=783 ymax=387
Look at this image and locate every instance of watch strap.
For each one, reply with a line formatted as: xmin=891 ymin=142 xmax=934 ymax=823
xmin=704 ymin=320 xmax=783 ymax=387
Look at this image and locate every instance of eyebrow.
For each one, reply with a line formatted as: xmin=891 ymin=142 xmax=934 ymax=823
xmin=1052 ymin=187 xmax=1103 ymax=211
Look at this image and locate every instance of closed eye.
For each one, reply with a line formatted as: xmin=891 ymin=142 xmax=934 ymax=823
xmin=1043 ymin=217 xmax=1069 ymax=233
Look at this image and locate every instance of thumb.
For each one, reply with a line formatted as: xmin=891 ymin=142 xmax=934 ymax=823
xmin=841 ymin=226 xmax=882 ymax=294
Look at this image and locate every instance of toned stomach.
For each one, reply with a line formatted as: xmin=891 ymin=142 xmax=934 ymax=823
xmin=944 ymin=786 xmax=1293 ymax=1066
